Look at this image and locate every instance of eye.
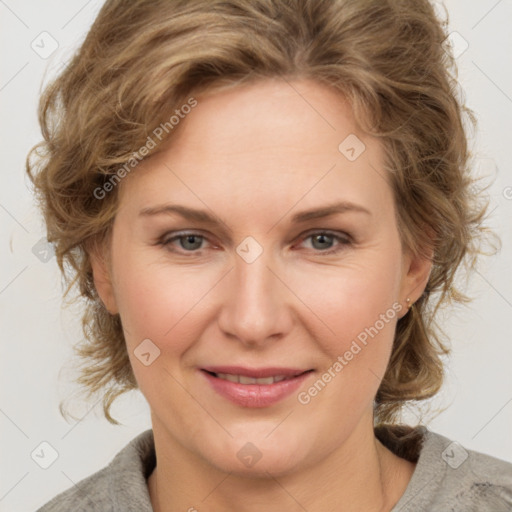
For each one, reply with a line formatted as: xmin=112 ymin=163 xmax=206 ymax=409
xmin=158 ymin=230 xmax=352 ymax=256
xmin=298 ymin=231 xmax=352 ymax=255
xmin=160 ymin=232 xmax=209 ymax=253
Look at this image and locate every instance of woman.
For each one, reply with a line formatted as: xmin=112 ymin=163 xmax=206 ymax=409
xmin=28 ymin=0 xmax=512 ymax=510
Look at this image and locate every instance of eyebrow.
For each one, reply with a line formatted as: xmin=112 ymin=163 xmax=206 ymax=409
xmin=139 ymin=201 xmax=371 ymax=229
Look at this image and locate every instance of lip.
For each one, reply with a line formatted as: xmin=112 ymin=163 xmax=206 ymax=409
xmin=201 ymin=365 xmax=309 ymax=378
xmin=200 ymin=366 xmax=314 ymax=408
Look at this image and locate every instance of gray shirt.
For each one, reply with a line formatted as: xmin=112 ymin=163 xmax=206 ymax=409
xmin=36 ymin=427 xmax=512 ymax=511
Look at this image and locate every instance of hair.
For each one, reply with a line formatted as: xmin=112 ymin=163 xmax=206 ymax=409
xmin=27 ymin=0 xmax=495 ymax=426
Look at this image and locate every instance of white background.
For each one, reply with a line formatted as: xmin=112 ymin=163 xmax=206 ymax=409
xmin=1 ymin=1 xmax=511 ymax=510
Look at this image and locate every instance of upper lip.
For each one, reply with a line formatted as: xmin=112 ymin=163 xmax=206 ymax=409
xmin=201 ymin=366 xmax=312 ymax=378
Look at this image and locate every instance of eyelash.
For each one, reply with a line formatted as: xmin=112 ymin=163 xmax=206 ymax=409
xmin=158 ymin=230 xmax=352 ymax=256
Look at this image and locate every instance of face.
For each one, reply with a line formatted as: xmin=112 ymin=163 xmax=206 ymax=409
xmin=92 ymin=78 xmax=429 ymax=476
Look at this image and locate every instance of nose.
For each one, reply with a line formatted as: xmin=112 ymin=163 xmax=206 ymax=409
xmin=216 ymin=245 xmax=293 ymax=348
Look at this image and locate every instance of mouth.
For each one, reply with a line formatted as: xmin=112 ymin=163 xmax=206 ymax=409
xmin=202 ymin=370 xmax=312 ymax=385
xmin=200 ymin=366 xmax=315 ymax=407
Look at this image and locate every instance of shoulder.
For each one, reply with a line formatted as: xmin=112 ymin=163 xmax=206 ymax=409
xmin=383 ymin=426 xmax=512 ymax=512
xmin=426 ymin=429 xmax=512 ymax=510
xmin=36 ymin=429 xmax=155 ymax=512
xmin=36 ymin=464 xmax=112 ymax=512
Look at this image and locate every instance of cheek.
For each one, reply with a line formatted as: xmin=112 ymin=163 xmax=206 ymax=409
xmin=288 ymin=247 xmax=403 ymax=413
xmin=289 ymin=251 xmax=402 ymax=353
xmin=112 ymin=251 xmax=221 ymax=354
xmin=112 ymin=259 xmax=217 ymax=406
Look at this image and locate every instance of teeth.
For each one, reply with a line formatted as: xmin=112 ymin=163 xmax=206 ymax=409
xmin=216 ymin=373 xmax=290 ymax=384
xmin=239 ymin=375 xmax=260 ymax=384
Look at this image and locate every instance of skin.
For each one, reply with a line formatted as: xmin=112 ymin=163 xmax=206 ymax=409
xmin=91 ymin=78 xmax=432 ymax=512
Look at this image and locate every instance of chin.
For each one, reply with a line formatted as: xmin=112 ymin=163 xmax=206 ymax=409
xmin=200 ymin=431 xmax=311 ymax=478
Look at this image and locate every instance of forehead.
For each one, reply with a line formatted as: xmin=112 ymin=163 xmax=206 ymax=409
xmin=167 ymin=78 xmax=368 ymax=161
xmin=117 ymin=78 xmax=393 ymax=220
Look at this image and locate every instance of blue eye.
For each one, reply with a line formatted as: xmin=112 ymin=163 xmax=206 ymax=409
xmin=162 ymin=233 xmax=206 ymax=252
xmin=159 ymin=230 xmax=352 ymax=256
xmin=300 ymin=231 xmax=352 ymax=255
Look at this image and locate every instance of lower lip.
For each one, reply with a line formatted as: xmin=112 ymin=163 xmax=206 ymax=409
xmin=201 ymin=370 xmax=313 ymax=408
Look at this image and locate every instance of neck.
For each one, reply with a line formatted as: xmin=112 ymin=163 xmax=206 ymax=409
xmin=147 ymin=415 xmax=415 ymax=512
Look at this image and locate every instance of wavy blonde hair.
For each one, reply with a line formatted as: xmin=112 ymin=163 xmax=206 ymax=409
xmin=27 ymin=0 xmax=494 ymax=425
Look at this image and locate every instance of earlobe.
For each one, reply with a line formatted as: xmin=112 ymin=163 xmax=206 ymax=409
xmin=400 ymin=246 xmax=433 ymax=314
xmin=88 ymin=241 xmax=119 ymax=315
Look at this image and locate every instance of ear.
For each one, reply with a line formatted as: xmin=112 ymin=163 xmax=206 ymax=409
xmin=88 ymin=238 xmax=119 ymax=315
xmin=399 ymin=245 xmax=433 ymax=317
